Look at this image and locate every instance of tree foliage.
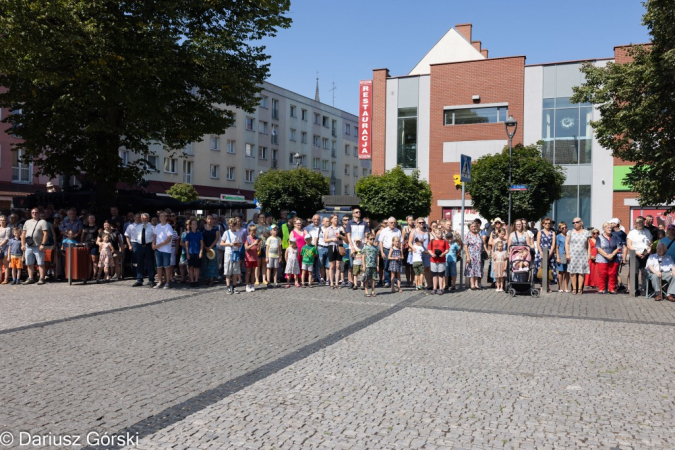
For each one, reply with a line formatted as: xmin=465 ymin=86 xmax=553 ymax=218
xmin=254 ymin=169 xmax=330 ymax=219
xmin=571 ymin=0 xmax=675 ymax=207
xmin=0 ymin=0 xmax=291 ymax=190
xmin=166 ymin=183 xmax=199 ymax=203
xmin=355 ymin=166 xmax=432 ymax=220
xmin=466 ymin=143 xmax=565 ymax=223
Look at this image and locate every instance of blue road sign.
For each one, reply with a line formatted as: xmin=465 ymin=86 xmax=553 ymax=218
xmin=509 ymin=185 xmax=529 ymax=191
xmin=460 ymin=155 xmax=471 ymax=183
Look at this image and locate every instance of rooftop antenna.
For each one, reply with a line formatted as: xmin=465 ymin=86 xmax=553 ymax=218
xmin=329 ymin=81 xmax=337 ymax=107
xmin=315 ymin=72 xmax=320 ymax=102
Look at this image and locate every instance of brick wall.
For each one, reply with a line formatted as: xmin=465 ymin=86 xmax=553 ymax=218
xmin=428 ymin=56 xmax=526 ymax=219
xmin=371 ymin=69 xmax=389 ymax=175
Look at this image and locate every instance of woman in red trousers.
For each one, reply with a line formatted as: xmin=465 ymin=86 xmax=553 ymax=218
xmin=596 ymin=222 xmax=622 ymax=294
xmin=585 ymin=229 xmax=600 ymax=289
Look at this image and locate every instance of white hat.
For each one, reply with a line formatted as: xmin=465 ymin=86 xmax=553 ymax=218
xmin=609 ymin=218 xmax=620 ymax=224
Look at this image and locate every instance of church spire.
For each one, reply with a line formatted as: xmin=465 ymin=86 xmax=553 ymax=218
xmin=315 ymin=75 xmax=320 ymax=102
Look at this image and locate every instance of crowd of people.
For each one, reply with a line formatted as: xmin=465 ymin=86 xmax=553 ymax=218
xmin=1 ymin=204 xmax=674 ymax=300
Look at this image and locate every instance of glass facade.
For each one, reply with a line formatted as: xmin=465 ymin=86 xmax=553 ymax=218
xmin=397 ymin=107 xmax=417 ymax=168
xmin=548 ymin=185 xmax=591 ymax=228
xmin=444 ymin=106 xmax=508 ymax=125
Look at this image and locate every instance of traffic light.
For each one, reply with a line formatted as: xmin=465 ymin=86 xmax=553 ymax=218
xmin=453 ymin=174 xmax=462 ymax=190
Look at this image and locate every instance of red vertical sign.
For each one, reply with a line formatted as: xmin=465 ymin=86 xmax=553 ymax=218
xmin=358 ymin=80 xmax=372 ymax=160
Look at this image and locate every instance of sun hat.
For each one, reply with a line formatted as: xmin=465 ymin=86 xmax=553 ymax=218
xmin=609 ymin=218 xmax=620 ymax=224
xmin=206 ymin=248 xmax=216 ymax=260
xmin=304 ymin=234 xmax=313 ymax=241
xmin=492 ymin=217 xmax=503 ymax=224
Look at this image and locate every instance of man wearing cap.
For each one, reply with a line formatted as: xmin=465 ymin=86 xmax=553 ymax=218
xmin=627 ymin=216 xmax=653 ymax=295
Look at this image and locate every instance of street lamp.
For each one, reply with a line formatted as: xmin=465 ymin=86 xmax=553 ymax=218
xmin=293 ymin=152 xmax=302 ymax=169
xmin=504 ymin=115 xmax=517 ymax=231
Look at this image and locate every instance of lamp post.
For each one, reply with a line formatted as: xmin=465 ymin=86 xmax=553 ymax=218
xmin=504 ymin=115 xmax=517 ymax=232
xmin=293 ymin=152 xmax=302 ymax=169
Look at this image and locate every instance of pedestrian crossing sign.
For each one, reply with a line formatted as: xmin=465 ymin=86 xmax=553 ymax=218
xmin=460 ymin=155 xmax=471 ymax=183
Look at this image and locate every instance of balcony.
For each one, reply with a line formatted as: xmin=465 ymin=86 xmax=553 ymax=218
xmin=12 ymin=165 xmax=32 ymax=183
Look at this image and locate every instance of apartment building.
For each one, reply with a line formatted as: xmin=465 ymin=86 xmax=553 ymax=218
xmin=131 ymin=81 xmax=371 ymax=207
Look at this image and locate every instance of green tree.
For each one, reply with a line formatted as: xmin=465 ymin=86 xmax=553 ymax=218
xmin=0 ymin=0 xmax=291 ymax=195
xmin=254 ymin=169 xmax=330 ymax=219
xmin=166 ymin=183 xmax=199 ymax=203
xmin=355 ymin=166 xmax=432 ymax=220
xmin=571 ymin=1 xmax=674 ymax=207
xmin=466 ymin=143 xmax=565 ymax=223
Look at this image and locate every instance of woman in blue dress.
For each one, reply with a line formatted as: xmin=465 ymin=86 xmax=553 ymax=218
xmin=556 ymin=222 xmax=569 ymax=292
xmin=534 ymin=217 xmax=558 ymax=289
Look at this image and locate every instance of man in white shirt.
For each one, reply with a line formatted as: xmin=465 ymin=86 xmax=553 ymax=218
xmin=379 ymin=217 xmax=402 ymax=288
xmin=304 ymin=214 xmax=323 ymax=282
xmin=627 ymin=216 xmax=653 ymax=295
xmin=646 ymin=242 xmax=675 ymax=301
xmin=133 ymin=213 xmax=156 ymax=287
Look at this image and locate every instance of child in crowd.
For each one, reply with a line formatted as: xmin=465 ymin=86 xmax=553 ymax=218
xmin=220 ymin=218 xmax=241 ymax=294
xmin=429 ymin=232 xmax=449 ymax=295
xmin=244 ymin=225 xmax=259 ymax=292
xmin=362 ymin=233 xmax=379 ymax=297
xmin=300 ymin=234 xmax=318 ymax=287
xmin=411 ymin=237 xmax=427 ymax=290
xmin=184 ymin=219 xmax=204 ymax=288
xmin=387 ymin=236 xmax=403 ymax=292
xmin=445 ymin=234 xmax=461 ymax=291
xmin=178 ymin=229 xmax=188 ymax=283
xmin=351 ymin=238 xmax=364 ymax=290
xmin=8 ymin=228 xmax=23 ymax=285
xmin=98 ymin=234 xmax=113 ymax=282
xmin=284 ymin=238 xmax=300 ymax=287
xmin=62 ymin=230 xmax=78 ymax=250
xmin=266 ymin=225 xmax=281 ymax=287
xmin=492 ymin=240 xmax=508 ymax=292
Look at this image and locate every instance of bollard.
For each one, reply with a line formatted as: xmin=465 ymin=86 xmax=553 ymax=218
xmin=68 ymin=243 xmax=73 ymax=286
xmin=629 ymin=249 xmax=637 ymax=298
xmin=542 ymin=249 xmax=549 ymax=294
xmin=459 ymin=256 xmax=464 ymax=290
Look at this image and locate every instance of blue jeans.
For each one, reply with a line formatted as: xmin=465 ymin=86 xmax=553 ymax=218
xmin=382 ymin=247 xmax=391 ymax=285
xmin=135 ymin=244 xmax=155 ymax=282
xmin=155 ymin=251 xmax=172 ymax=268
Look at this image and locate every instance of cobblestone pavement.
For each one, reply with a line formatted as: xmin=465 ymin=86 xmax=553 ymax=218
xmin=1 ymin=281 xmax=674 ymax=449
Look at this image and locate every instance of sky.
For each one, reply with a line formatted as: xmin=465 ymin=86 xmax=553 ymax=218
xmin=260 ymin=0 xmax=651 ymax=115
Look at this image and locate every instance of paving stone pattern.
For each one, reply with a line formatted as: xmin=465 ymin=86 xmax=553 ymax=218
xmin=133 ymin=308 xmax=675 ymax=450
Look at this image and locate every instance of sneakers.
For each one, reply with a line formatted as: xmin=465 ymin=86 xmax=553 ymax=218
xmin=232 ymin=287 xmax=240 ymax=294
xmin=36 ymin=278 xmax=45 ymax=285
xmin=153 ymin=283 xmax=163 ymax=289
xmin=132 ymin=281 xmax=143 ymax=287
xmin=246 ymin=285 xmax=255 ymax=292
xmin=227 ymin=286 xmax=232 ymax=295
xmin=22 ymin=279 xmax=35 ymax=285
xmin=163 ymin=283 xmax=170 ymax=290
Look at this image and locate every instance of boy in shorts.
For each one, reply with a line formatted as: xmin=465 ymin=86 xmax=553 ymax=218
xmin=8 ymin=227 xmax=23 ymax=285
xmin=411 ymin=237 xmax=427 ymax=290
xmin=300 ymin=234 xmax=318 ymax=287
xmin=362 ymin=233 xmax=379 ymax=297
xmin=351 ymin=237 xmax=364 ymax=290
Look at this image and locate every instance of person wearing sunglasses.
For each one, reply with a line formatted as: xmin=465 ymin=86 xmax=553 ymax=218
xmin=21 ymin=208 xmax=50 ymax=285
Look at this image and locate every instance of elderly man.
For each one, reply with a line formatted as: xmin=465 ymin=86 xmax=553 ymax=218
xmin=59 ymin=208 xmax=83 ymax=240
xmin=132 ymin=213 xmax=156 ymax=287
xmin=21 ymin=208 xmax=50 ymax=285
xmin=647 ymin=242 xmax=675 ymax=301
xmin=304 ymin=214 xmax=324 ymax=283
xmin=379 ymin=217 xmax=402 ymax=288
xmin=627 ymin=216 xmax=653 ymax=296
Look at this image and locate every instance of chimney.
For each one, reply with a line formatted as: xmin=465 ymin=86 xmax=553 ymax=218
xmin=455 ymin=23 xmax=472 ymax=42
xmin=471 ymin=40 xmax=481 ymax=52
xmin=481 ymin=49 xmax=489 ymax=58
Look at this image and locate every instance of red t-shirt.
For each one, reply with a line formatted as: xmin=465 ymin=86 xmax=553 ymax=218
xmin=429 ymin=238 xmax=449 ymax=263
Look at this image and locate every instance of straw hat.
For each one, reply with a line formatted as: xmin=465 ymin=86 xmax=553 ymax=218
xmin=206 ymin=248 xmax=216 ymax=260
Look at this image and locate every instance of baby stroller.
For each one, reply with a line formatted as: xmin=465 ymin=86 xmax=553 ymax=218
xmin=506 ymin=245 xmax=540 ymax=297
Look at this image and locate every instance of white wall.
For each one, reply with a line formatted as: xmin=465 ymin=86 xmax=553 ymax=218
xmin=523 ymin=66 xmax=543 ymax=146
xmin=442 ymin=140 xmax=507 ymax=163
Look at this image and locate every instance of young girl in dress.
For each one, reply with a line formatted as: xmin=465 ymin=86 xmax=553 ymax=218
xmin=98 ymin=234 xmax=113 ymax=282
xmin=492 ymin=240 xmax=508 ymax=292
xmin=284 ymin=238 xmax=301 ymax=288
xmin=387 ymin=236 xmax=403 ymax=292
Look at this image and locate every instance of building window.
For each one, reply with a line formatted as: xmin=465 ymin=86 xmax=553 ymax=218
xmin=164 ymin=157 xmax=177 ymax=174
xmin=258 ymin=146 xmax=267 ymax=160
xmin=322 ymin=138 xmax=329 ymax=150
xmin=314 ymin=113 xmax=320 ymax=124
xmin=272 ymin=149 xmax=278 ymax=161
xmin=542 ymin=97 xmax=593 ymax=164
xmin=227 ymin=167 xmax=235 ymax=180
xmin=12 ymin=149 xmax=32 ymax=183
xmin=183 ymin=160 xmax=193 ymax=183
xmin=353 ymin=146 xmax=358 ymax=157
xmin=313 ymin=135 xmax=320 ymax=147
xmin=331 ymin=120 xmax=337 ymax=137
xmin=271 ymin=125 xmax=278 ymax=144
xmin=121 ymin=150 xmax=130 ymax=167
xmin=259 ymin=96 xmax=268 ymax=108
xmin=259 ymin=121 xmax=268 ymax=134
xmin=227 ymin=140 xmax=236 ymax=154
xmin=362 ymin=168 xmax=368 ymax=177
xmin=184 ymin=143 xmax=194 ymax=155
xmin=322 ymin=160 xmax=328 ymax=171
xmin=271 ymin=99 xmax=279 ymax=120
xmin=397 ymin=107 xmax=417 ymax=168
xmin=245 ymin=117 xmax=254 ymax=131
xmin=290 ymin=105 xmax=297 ymax=117
xmin=322 ymin=116 xmax=329 ymax=127
xmin=313 ymin=158 xmax=320 ymax=169
xmin=301 ymin=132 xmax=308 ymax=144
xmin=344 ymin=184 xmax=349 ymax=195
xmin=353 ymin=166 xmax=358 ymax=177
xmin=245 ymin=143 xmax=253 ymax=157
xmin=344 ymin=164 xmax=349 ymax=175
xmin=290 ymin=129 xmax=296 ymax=141
xmin=301 ymin=109 xmax=308 ymax=121
xmin=210 ymin=136 xmax=220 ymax=151
xmin=146 ymin=155 xmax=159 ymax=172
xmin=331 ymin=141 xmax=337 ymax=151
xmin=210 ymin=164 xmax=220 ymax=179
xmin=245 ymin=169 xmax=254 ymax=183
xmin=345 ymin=144 xmax=350 ymax=155
xmin=444 ymin=106 xmax=508 ymax=125
xmin=289 ymin=152 xmax=295 ymax=164
xmin=345 ymin=123 xmax=351 ymax=135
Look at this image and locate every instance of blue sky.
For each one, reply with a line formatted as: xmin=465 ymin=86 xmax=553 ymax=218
xmin=261 ymin=0 xmax=650 ymax=114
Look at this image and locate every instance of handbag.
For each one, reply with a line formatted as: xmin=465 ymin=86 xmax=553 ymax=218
xmin=226 ymin=231 xmax=240 ymax=262
xmin=560 ymin=253 xmax=567 ymax=265
xmin=338 ymin=245 xmax=346 ymax=257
